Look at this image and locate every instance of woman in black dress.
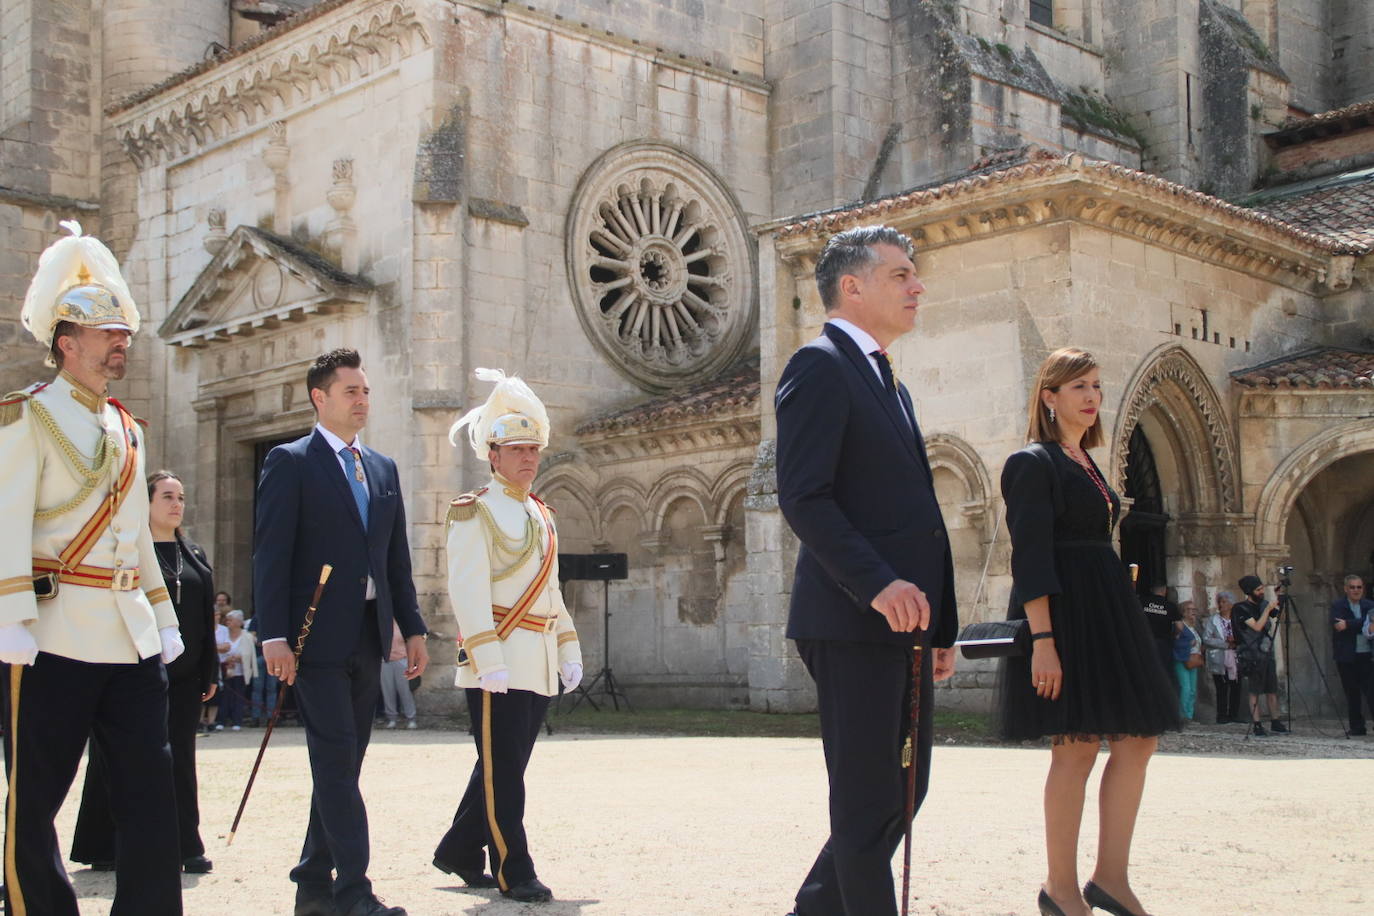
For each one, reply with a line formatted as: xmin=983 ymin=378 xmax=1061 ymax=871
xmin=999 ymin=348 xmax=1177 ymax=916
xmin=71 ymin=470 xmax=220 ymax=873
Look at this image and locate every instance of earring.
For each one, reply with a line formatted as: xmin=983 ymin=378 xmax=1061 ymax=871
xmin=1049 ymin=407 xmax=1056 ymax=423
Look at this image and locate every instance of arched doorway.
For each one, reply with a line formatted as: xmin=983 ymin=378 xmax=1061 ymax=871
xmin=1277 ymin=451 xmax=1374 ymax=715
xmin=1120 ymin=425 xmax=1169 ymax=594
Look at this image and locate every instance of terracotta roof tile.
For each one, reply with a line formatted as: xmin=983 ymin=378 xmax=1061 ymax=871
xmin=1232 ymin=347 xmax=1374 ymax=389
xmin=774 ymin=152 xmax=1367 ymax=255
xmin=576 ymin=356 xmax=760 ymax=436
xmin=1279 ymin=97 xmax=1374 ymax=130
xmin=1246 ymin=171 xmax=1374 ymax=249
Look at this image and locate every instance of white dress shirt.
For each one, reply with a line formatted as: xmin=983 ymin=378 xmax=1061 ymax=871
xmin=827 ymin=317 xmax=885 ymax=382
xmin=827 ymin=317 xmax=914 ymax=429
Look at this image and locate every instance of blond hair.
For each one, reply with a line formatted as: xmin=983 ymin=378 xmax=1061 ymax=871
xmin=1025 ymin=347 xmax=1104 ymax=448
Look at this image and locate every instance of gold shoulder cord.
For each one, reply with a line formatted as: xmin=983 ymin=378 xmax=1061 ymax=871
xmin=26 ymin=398 xmax=117 ymax=521
xmin=473 ymin=499 xmax=542 ymax=582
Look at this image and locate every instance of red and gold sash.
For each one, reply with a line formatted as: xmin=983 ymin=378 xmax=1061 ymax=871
xmin=491 ymin=498 xmax=558 ymax=640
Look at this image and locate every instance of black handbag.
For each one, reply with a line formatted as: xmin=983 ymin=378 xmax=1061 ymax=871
xmin=954 ymin=619 xmax=1030 ymax=659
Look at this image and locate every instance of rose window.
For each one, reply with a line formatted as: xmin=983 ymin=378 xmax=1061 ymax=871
xmin=567 ymin=142 xmax=756 ymax=393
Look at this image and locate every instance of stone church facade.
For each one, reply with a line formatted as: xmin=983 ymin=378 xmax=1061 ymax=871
xmin=1 ymin=0 xmax=1371 ymax=715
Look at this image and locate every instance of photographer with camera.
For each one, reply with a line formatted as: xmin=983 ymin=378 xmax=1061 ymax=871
xmin=1329 ymin=574 xmax=1374 ymax=736
xmin=1233 ymin=574 xmax=1288 ymax=737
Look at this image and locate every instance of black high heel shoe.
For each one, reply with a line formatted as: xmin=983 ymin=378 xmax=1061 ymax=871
xmin=1083 ymin=881 xmax=1147 ymax=916
xmin=1038 ymin=888 xmax=1067 ymax=916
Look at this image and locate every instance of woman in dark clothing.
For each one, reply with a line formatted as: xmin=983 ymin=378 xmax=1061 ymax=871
xmin=71 ymin=470 xmax=219 ymax=874
xmin=999 ymin=348 xmax=1176 ymax=916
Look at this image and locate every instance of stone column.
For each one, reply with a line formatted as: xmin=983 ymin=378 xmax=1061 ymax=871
xmin=262 ymin=122 xmax=291 ymax=235
xmin=326 ymin=159 xmax=358 ymax=273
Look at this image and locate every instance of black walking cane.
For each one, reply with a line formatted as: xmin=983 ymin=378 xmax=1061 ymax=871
xmin=899 ymin=640 xmax=924 ymax=916
xmin=227 ymin=564 xmax=332 ymax=845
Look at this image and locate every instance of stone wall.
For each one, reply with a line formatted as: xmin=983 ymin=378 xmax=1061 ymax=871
xmin=1332 ymin=0 xmax=1374 ymax=109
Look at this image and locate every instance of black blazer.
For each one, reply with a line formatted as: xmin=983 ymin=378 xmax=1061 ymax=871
xmin=252 ymin=430 xmax=426 ymax=665
xmin=775 ymin=323 xmax=958 ymax=648
xmin=165 ymin=534 xmax=218 ymax=693
xmin=1329 ymin=595 xmax=1374 ymax=664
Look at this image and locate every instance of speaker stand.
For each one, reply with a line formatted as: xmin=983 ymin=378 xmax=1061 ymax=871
xmin=565 ymin=579 xmax=633 ymax=713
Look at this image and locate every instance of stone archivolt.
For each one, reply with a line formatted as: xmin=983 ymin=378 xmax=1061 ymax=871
xmin=774 ymin=153 xmax=1361 ymax=293
xmin=1113 ymin=344 xmax=1240 ymax=515
xmin=110 ymin=1 xmax=430 ymax=167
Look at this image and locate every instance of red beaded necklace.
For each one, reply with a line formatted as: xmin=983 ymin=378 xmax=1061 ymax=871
xmin=1062 ymin=442 xmax=1113 ymax=534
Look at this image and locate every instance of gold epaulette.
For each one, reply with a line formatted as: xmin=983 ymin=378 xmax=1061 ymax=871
xmin=446 ymin=486 xmax=489 ymax=525
xmin=0 ymin=389 xmax=34 ymax=427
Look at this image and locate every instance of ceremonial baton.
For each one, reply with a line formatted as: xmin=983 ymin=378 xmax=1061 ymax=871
xmin=227 ymin=563 xmax=332 ymax=845
xmin=900 ymin=640 xmax=925 ymax=916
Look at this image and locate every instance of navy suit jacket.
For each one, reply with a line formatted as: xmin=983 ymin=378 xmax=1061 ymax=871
xmin=1329 ymin=595 xmax=1374 ymax=664
xmin=775 ymin=322 xmax=958 ymax=648
xmin=252 ymin=430 xmax=426 ymax=665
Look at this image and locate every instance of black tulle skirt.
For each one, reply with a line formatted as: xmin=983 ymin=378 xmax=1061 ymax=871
xmin=998 ymin=540 xmax=1180 ymax=742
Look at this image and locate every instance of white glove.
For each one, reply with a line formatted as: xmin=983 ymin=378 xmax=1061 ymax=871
xmin=478 ymin=670 xmax=509 ymax=694
xmin=560 ymin=661 xmax=583 ymax=691
xmin=0 ymin=623 xmax=38 ymax=666
xmin=159 ymin=626 xmax=185 ymax=664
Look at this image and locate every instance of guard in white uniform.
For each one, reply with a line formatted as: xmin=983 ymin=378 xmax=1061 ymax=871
xmin=432 ymin=369 xmax=582 ymax=904
xmin=0 ymin=222 xmax=185 ymax=916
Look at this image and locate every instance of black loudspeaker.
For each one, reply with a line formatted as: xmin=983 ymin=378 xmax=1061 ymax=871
xmin=558 ymin=552 xmax=628 ymax=581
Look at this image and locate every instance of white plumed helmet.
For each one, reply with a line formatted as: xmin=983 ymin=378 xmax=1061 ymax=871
xmin=21 ymin=220 xmax=140 ymax=366
xmin=449 ymin=368 xmax=550 ymax=460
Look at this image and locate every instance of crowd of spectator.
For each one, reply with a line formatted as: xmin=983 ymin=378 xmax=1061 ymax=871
xmin=1143 ymin=572 xmax=1374 ymax=737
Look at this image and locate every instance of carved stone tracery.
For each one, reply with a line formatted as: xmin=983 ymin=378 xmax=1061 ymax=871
xmin=567 ymin=142 xmax=756 ymax=393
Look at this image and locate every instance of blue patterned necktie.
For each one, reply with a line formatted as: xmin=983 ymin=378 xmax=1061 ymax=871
xmin=339 ymin=445 xmax=369 ymax=529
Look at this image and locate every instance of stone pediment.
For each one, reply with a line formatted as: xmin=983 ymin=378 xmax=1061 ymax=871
xmin=159 ymin=225 xmax=370 ymax=348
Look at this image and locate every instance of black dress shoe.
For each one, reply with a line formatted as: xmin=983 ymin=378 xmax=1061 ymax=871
xmin=294 ymin=896 xmax=337 ymax=916
xmin=341 ymin=895 xmax=406 ymax=916
xmin=182 ymin=855 xmax=213 ymax=874
xmin=432 ymin=855 xmax=499 ymax=888
xmin=1083 ymin=880 xmax=1147 ymax=916
xmin=501 ymin=877 xmax=553 ymax=903
xmin=89 ymin=861 xmax=115 ymax=872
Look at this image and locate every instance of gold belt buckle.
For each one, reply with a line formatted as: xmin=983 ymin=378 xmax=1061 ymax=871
xmin=110 ymin=568 xmax=138 ymax=591
xmin=544 ymin=615 xmax=557 ymax=633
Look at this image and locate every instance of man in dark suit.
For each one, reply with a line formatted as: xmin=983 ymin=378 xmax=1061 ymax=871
xmin=775 ymin=225 xmax=959 ymax=916
xmin=254 ymin=348 xmax=429 ymax=916
xmin=1329 ymin=574 xmax=1374 ymax=735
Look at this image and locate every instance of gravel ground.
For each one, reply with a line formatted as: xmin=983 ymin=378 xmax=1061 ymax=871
xmin=50 ymin=721 xmax=1373 ymax=916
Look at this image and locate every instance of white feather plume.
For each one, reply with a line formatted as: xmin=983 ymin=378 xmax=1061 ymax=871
xmin=21 ymin=220 xmax=140 ymax=343
xmin=449 ymin=367 xmax=550 ymax=459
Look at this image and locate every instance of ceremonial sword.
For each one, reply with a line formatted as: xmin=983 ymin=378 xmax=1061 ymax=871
xmin=227 ymin=563 xmax=332 ymax=845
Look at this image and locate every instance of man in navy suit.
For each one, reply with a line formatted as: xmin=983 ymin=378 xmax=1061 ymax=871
xmin=775 ymin=225 xmax=959 ymax=916
xmin=254 ymin=348 xmax=429 ymax=916
xmin=1329 ymin=574 xmax=1374 ymax=735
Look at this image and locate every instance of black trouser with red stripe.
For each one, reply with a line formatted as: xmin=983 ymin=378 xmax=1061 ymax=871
xmin=434 ymin=688 xmax=550 ymax=890
xmin=2 ymin=652 xmax=182 ymax=916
